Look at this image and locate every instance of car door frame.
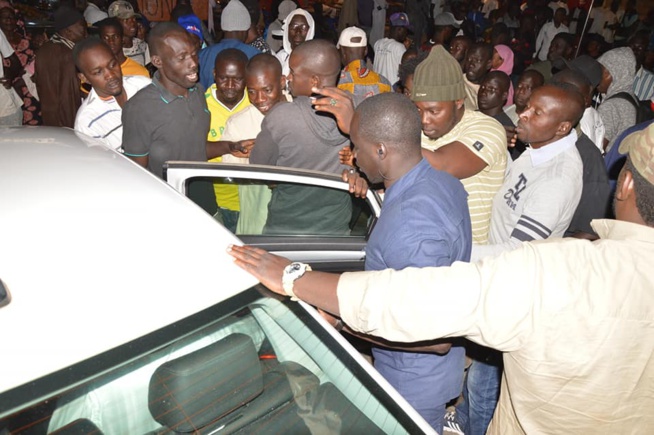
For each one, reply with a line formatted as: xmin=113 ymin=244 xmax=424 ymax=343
xmin=164 ymin=162 xmax=382 ymax=271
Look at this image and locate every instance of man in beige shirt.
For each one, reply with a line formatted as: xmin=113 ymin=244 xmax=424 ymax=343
xmin=229 ymin=123 xmax=654 ymax=434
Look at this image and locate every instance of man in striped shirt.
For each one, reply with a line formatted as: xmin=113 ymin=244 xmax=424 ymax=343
xmin=413 ymin=45 xmax=508 ymax=245
xmin=73 ymin=37 xmax=150 ymax=151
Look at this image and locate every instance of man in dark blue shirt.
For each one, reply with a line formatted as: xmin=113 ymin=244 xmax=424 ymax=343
xmin=349 ymin=92 xmax=471 ymax=432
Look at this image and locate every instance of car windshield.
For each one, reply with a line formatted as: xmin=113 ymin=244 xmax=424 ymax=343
xmin=0 ymin=287 xmax=423 ymax=434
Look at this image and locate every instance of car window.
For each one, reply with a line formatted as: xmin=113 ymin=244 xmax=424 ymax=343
xmin=0 ymin=288 xmax=423 ymax=434
xmin=189 ymin=177 xmax=374 ymax=237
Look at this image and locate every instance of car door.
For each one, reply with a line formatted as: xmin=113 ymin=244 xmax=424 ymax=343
xmin=164 ymin=162 xmax=382 ymax=272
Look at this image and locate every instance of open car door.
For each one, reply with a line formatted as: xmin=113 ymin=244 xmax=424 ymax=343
xmin=165 ymin=162 xmax=382 ymax=272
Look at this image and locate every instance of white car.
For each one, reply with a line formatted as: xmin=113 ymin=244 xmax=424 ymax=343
xmin=0 ymin=127 xmax=434 ymax=434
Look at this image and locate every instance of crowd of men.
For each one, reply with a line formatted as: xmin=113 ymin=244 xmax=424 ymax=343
xmin=1 ymin=0 xmax=653 ymax=434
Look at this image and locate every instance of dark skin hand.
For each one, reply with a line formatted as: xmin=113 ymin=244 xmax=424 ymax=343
xmin=1 ymin=53 xmax=22 ymax=89
xmin=504 ymin=125 xmax=517 ymax=148
xmin=207 ymin=139 xmax=256 ymax=159
xmin=129 ymin=139 xmax=255 ymax=168
xmin=229 ymin=245 xmax=451 ymax=354
xmin=228 ymin=244 xmax=342 ymax=315
xmin=339 ymin=145 xmax=355 ymax=167
xmin=341 ymin=168 xmax=369 ymax=198
xmin=310 ymin=86 xmax=355 ymax=135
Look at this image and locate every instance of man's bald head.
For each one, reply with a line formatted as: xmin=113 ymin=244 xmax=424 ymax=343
xmin=291 ymin=39 xmax=341 ymax=84
xmin=350 ymin=93 xmax=422 ymax=184
xmin=551 ymin=68 xmax=593 ymax=107
xmin=246 ymin=53 xmax=282 ymax=79
xmin=148 ymin=22 xmax=189 ymax=57
xmin=521 ymin=70 xmax=545 ymax=88
xmin=546 ymin=82 xmax=585 ymax=127
xmin=354 ymin=92 xmax=422 ymax=156
xmin=517 ymin=84 xmax=585 ymax=147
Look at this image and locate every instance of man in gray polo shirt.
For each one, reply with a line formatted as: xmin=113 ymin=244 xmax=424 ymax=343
xmin=122 ymin=22 xmax=246 ymax=214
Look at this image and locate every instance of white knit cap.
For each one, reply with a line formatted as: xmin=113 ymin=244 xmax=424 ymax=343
xmin=221 ymin=0 xmax=251 ymax=32
xmin=278 ymin=0 xmax=297 ymax=21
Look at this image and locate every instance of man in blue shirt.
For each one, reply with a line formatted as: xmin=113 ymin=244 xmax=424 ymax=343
xmin=349 ymin=92 xmax=472 ymax=432
xmin=198 ymin=0 xmax=259 ymax=88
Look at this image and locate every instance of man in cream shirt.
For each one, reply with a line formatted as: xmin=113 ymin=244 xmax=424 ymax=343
xmin=229 ymin=121 xmax=654 ymax=435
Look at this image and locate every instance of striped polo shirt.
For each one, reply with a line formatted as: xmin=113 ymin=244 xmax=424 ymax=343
xmin=421 ymin=110 xmax=508 ymax=244
xmin=74 ymin=75 xmax=151 ymax=151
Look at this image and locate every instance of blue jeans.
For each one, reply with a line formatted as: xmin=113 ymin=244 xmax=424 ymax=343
xmin=456 ymin=351 xmax=502 ymax=435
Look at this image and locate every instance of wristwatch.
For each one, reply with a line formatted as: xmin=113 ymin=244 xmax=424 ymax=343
xmin=282 ymin=262 xmax=312 ymax=300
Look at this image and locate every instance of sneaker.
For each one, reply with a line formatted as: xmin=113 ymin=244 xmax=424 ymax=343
xmin=443 ymin=410 xmax=464 ymax=435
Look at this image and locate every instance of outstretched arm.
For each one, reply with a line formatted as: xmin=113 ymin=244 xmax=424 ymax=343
xmin=228 ymin=245 xmax=342 ymax=316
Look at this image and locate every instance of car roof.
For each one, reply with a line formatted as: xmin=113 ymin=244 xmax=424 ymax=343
xmin=0 ymin=127 xmax=257 ymax=393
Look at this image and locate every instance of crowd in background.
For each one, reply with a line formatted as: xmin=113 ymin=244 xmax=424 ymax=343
xmin=1 ymin=1 xmax=654 ymax=434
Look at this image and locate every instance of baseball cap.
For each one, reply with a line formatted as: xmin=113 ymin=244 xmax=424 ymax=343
xmin=434 ymin=12 xmax=461 ymax=28
xmin=337 ymin=26 xmax=367 ymax=48
xmin=619 ymin=123 xmax=654 ymax=185
xmin=390 ymin=12 xmax=410 ymax=28
xmin=178 ymin=14 xmax=202 ymax=40
xmin=108 ymin=0 xmax=141 ymax=19
xmin=278 ymin=0 xmax=297 ymax=22
xmin=554 ymin=55 xmax=602 ymax=88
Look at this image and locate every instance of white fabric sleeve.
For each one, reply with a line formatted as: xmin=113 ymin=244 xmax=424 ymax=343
xmin=0 ymin=30 xmax=15 ymax=58
xmin=337 ymin=245 xmax=543 ymax=351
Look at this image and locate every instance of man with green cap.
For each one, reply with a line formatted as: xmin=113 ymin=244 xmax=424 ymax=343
xmin=412 ymin=45 xmax=507 ymax=245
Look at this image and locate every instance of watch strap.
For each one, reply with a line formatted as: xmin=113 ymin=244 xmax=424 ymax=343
xmin=283 ymin=263 xmax=312 ymax=301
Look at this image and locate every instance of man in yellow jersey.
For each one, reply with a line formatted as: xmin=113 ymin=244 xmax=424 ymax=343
xmin=206 ymin=48 xmax=251 ymax=232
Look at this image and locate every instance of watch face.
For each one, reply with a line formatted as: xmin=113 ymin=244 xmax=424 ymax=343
xmin=290 ymin=263 xmax=302 ymax=272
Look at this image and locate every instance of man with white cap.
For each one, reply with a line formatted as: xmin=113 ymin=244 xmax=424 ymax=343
xmin=274 ymin=8 xmax=315 ymax=77
xmin=337 ymin=26 xmax=390 ymax=98
xmin=429 ymin=12 xmax=460 ymax=48
xmin=108 ymin=0 xmax=150 ymax=66
xmin=266 ymin=0 xmax=296 ymax=54
xmin=198 ymin=0 xmax=260 ymax=89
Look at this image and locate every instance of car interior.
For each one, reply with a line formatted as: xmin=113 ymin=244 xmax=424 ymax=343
xmin=1 ymin=292 xmax=413 ymax=434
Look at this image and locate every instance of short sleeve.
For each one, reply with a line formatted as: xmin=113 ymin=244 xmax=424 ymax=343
xmin=457 ymin=114 xmax=508 ymax=167
xmin=121 ymin=94 xmax=153 ymax=157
